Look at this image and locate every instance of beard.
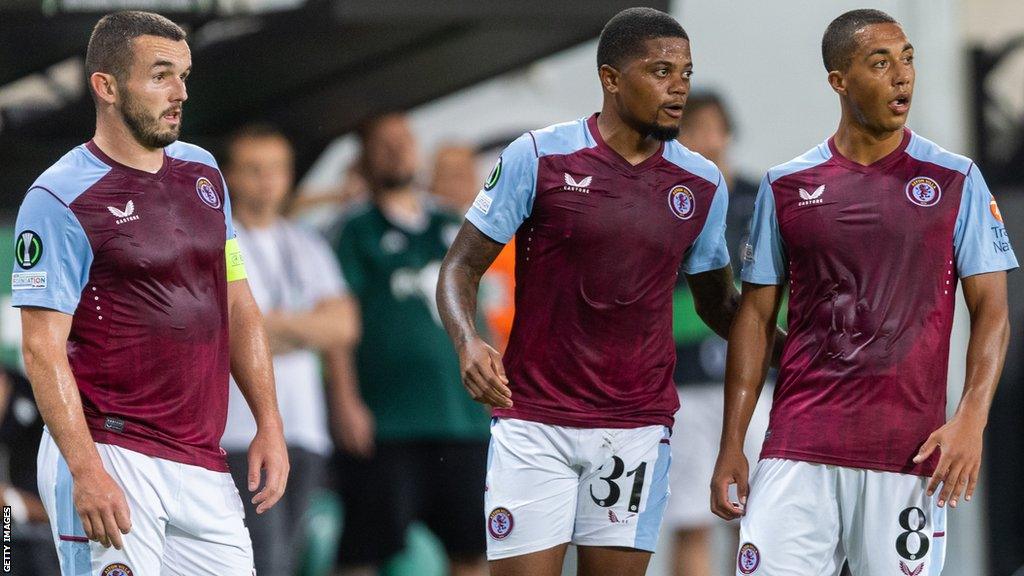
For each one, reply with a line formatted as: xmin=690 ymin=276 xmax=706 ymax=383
xmin=644 ymin=121 xmax=681 ymax=142
xmin=622 ymin=107 xmax=681 ymax=142
xmin=118 ymin=89 xmax=180 ymax=149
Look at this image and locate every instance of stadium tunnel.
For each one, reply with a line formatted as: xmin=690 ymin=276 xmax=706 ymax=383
xmin=0 ymin=0 xmax=668 ymax=215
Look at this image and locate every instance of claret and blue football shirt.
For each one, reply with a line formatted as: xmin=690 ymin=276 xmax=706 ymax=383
xmin=467 ymin=114 xmax=731 ymax=429
xmin=12 ymin=140 xmax=245 ymax=471
xmin=742 ymin=128 xmax=1018 ymax=476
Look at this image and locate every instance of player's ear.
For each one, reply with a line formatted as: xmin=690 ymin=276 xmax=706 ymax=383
xmin=827 ymin=70 xmax=847 ymax=96
xmin=90 ymin=72 xmax=118 ymax=105
xmin=599 ymin=64 xmax=620 ymax=94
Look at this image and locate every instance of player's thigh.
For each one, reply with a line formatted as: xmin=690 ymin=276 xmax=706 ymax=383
xmin=421 ymin=440 xmax=488 ymax=561
xmin=843 ymin=470 xmax=947 ymax=576
xmin=160 ymin=523 xmax=252 ymax=576
xmin=38 ymin=431 xmax=165 ymax=576
xmin=573 ymin=425 xmax=671 ymax=552
xmin=577 ymin=545 xmax=653 ymax=576
xmin=485 ymin=418 xmax=579 ymax=561
xmin=737 ymin=459 xmax=844 ymax=576
xmin=666 ymin=385 xmax=723 ymax=531
xmin=160 ymin=463 xmax=253 ymax=576
xmin=488 ymin=542 xmax=569 ymax=576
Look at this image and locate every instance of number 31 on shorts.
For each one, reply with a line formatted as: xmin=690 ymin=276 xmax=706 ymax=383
xmin=590 ymin=456 xmax=649 ymax=513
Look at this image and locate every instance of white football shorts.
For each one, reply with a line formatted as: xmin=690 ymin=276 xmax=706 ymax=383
xmin=484 ymin=417 xmax=672 ymax=561
xmin=736 ymin=458 xmax=947 ymax=576
xmin=38 ymin=429 xmax=255 ymax=576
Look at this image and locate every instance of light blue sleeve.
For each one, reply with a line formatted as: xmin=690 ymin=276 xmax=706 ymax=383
xmin=740 ymin=175 xmax=786 ymax=284
xmin=222 ymin=175 xmax=236 ymax=240
xmin=464 ymin=133 xmax=538 ymax=243
xmin=954 ymin=165 xmax=1018 ymax=277
xmin=11 ymin=188 xmax=94 ymax=314
xmin=682 ymin=176 xmax=730 ymax=274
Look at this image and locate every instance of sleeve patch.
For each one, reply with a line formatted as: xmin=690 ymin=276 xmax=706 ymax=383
xmin=12 ymin=271 xmax=47 ymax=290
xmin=472 ymin=191 xmax=493 ymax=215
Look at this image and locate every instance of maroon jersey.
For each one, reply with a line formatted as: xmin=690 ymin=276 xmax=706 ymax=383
xmin=12 ymin=140 xmax=237 ymax=471
xmin=741 ymin=129 xmax=1018 ymax=475
xmin=467 ymin=115 xmax=730 ymax=428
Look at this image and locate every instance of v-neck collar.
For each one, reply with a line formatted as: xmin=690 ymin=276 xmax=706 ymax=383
xmin=826 ymin=128 xmax=911 ymax=174
xmin=86 ymin=140 xmax=170 ymax=181
xmin=586 ymin=114 xmax=665 ymax=174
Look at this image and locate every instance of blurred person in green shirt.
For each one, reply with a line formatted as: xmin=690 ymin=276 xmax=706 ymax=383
xmin=329 ymin=113 xmax=490 ymax=576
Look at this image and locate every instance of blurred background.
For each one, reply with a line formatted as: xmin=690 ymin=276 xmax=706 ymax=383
xmin=0 ymin=1 xmax=1022 ymax=575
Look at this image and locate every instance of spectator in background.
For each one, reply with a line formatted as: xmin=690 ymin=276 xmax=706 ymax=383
xmin=430 ymin=144 xmax=479 ymax=213
xmin=0 ymin=366 xmax=59 ymax=575
xmin=664 ymin=92 xmax=773 ymax=576
xmin=329 ymin=113 xmax=490 ymax=576
xmin=220 ymin=123 xmax=359 ymax=576
xmin=430 ymin=144 xmax=516 ymax=350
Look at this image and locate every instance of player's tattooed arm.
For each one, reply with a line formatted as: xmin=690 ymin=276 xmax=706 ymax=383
xmin=21 ymin=308 xmax=131 ymax=549
xmin=915 ymin=270 xmax=1010 ymax=508
xmin=228 ymin=279 xmax=289 ymax=514
xmin=437 ymin=222 xmax=513 ymax=408
xmin=710 ymin=282 xmax=785 ymax=520
xmin=687 ymin=266 xmax=787 ymax=364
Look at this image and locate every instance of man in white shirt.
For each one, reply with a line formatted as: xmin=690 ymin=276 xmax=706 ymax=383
xmin=219 ymin=124 xmax=359 ymax=576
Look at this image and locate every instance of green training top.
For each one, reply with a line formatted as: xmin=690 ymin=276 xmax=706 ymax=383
xmin=333 ymin=203 xmax=491 ymax=441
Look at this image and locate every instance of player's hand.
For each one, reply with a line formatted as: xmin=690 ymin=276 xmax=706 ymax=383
xmin=456 ymin=337 xmax=512 ymax=408
xmin=72 ymin=465 xmax=131 ymax=550
xmin=333 ymin=397 xmax=376 ymax=458
xmin=710 ymin=446 xmax=749 ymax=520
xmin=247 ymin=425 xmax=290 ymax=514
xmin=914 ymin=415 xmax=985 ymax=508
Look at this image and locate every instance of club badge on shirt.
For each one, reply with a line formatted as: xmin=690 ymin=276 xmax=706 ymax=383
xmin=196 ymin=177 xmax=221 ymax=209
xmin=668 ymin=185 xmax=696 ymax=220
xmin=905 ymin=176 xmax=941 ymax=207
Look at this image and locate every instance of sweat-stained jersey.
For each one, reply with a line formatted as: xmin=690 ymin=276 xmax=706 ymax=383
xmin=742 ymin=128 xmax=1018 ymax=476
xmin=467 ymin=114 xmax=730 ymax=429
xmin=12 ymin=140 xmax=239 ymax=472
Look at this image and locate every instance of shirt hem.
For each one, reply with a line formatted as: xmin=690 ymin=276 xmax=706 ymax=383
xmin=465 ymin=212 xmax=513 ymax=244
xmin=681 ymin=256 xmax=730 ymax=276
xmin=760 ymin=448 xmax=934 ymax=477
xmin=739 ymin=273 xmax=785 ymax=285
xmin=89 ymin=429 xmax=229 ymax=473
xmin=493 ymin=407 xmax=674 ymax=430
xmin=958 ymin=262 xmax=1018 ymax=278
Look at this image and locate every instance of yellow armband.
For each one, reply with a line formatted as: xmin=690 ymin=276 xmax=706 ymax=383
xmin=225 ymin=237 xmax=248 ymax=282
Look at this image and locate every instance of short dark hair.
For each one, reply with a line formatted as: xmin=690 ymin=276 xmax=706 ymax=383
xmin=681 ymin=91 xmax=734 ymax=135
xmin=221 ymin=123 xmax=292 ymax=169
xmin=597 ymin=7 xmax=688 ymax=69
xmin=821 ymin=9 xmax=898 ymax=72
xmin=86 ymin=11 xmax=186 ymax=98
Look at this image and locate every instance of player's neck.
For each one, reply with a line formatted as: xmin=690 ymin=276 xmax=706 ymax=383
xmin=596 ymin=107 xmax=662 ymax=166
xmin=93 ymin=117 xmax=166 ymax=174
xmin=833 ymin=118 xmax=905 ymax=166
